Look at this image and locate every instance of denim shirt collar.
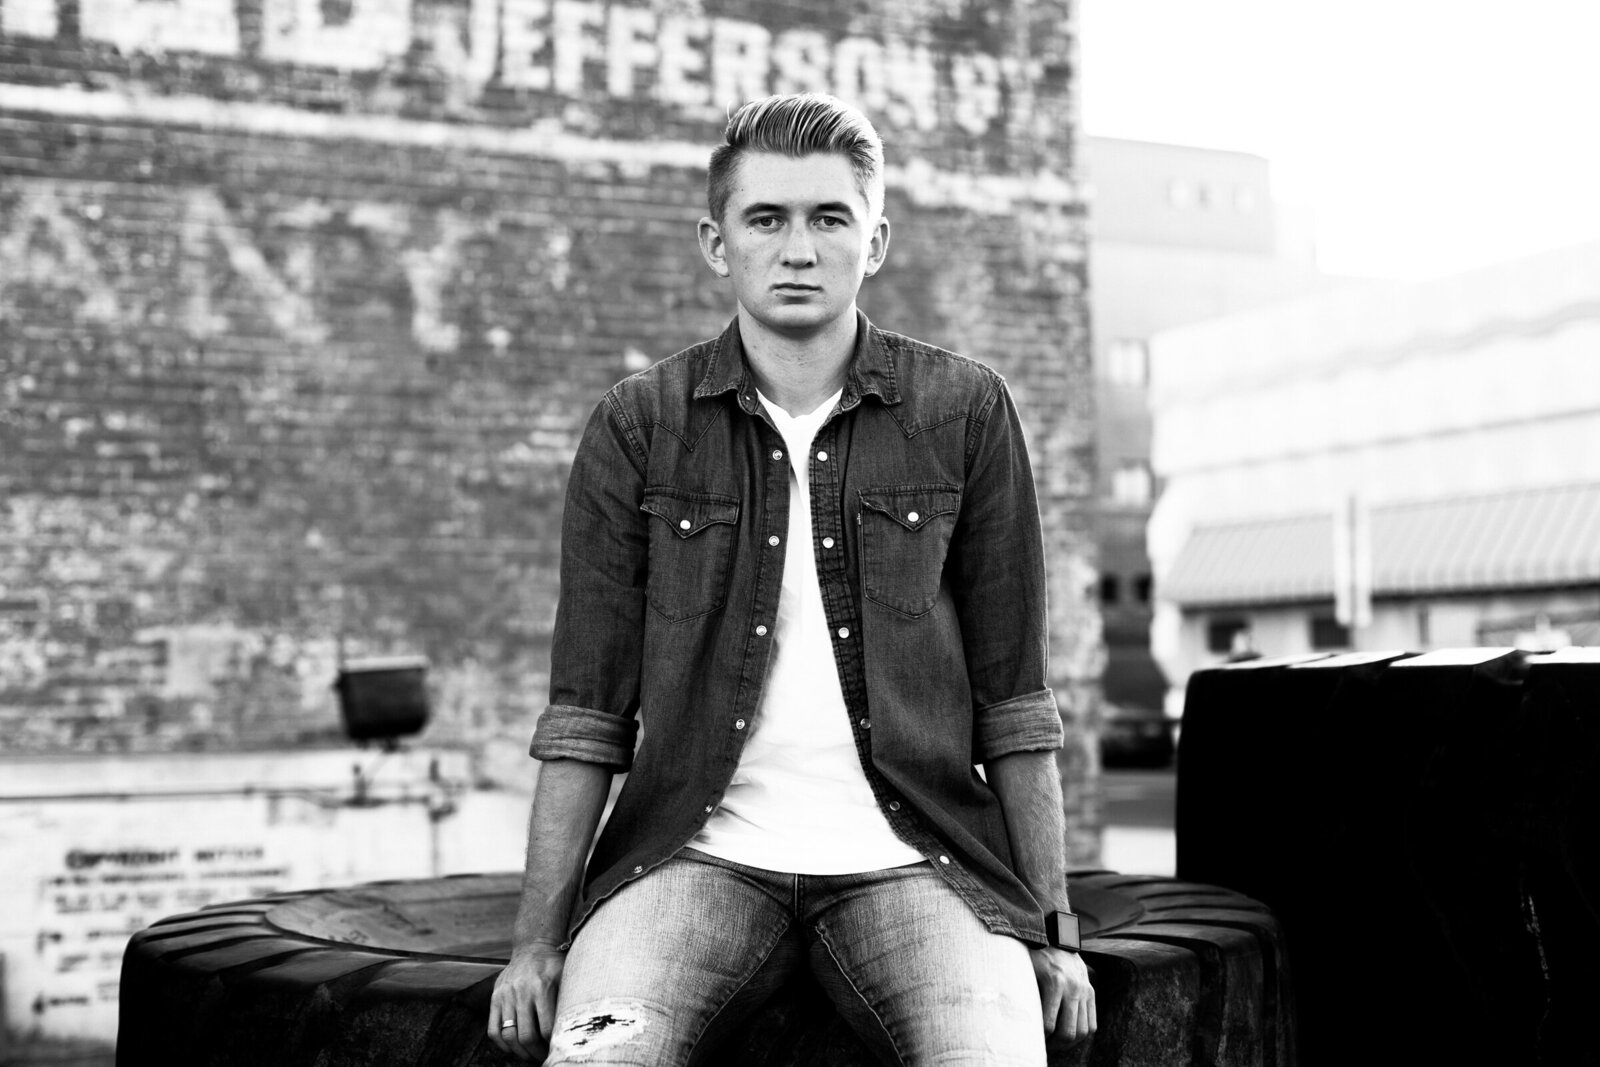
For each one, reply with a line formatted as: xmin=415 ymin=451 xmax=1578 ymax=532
xmin=693 ymin=309 xmax=902 ymax=410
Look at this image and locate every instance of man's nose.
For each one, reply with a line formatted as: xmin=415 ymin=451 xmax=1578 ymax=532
xmin=781 ymin=227 xmax=817 ymax=265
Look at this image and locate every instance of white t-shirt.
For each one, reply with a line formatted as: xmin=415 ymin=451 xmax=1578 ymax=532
xmin=690 ymin=388 xmax=924 ymax=873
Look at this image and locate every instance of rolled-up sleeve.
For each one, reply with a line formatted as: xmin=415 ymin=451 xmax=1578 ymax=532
xmin=532 ymin=395 xmax=649 ymax=769
xmin=950 ymin=377 xmax=1064 ymax=762
xmin=530 ymin=703 xmax=640 ymax=771
xmin=974 ymin=688 xmax=1064 ymax=762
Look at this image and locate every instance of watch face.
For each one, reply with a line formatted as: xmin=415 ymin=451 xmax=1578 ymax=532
xmin=1048 ymin=911 xmax=1081 ymax=951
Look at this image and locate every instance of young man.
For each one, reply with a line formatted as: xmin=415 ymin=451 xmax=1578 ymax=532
xmin=488 ymin=93 xmax=1095 ymax=1065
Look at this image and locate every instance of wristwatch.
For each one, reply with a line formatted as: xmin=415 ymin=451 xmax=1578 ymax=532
xmin=1044 ymin=910 xmax=1081 ymax=952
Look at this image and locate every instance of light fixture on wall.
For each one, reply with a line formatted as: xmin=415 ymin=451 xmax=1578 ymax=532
xmin=333 ymin=654 xmax=431 ymax=751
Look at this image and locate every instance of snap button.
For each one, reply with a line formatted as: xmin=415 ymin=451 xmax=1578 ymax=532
xmin=837 ymin=627 xmax=850 ymax=639
xmin=816 ymin=450 xmax=828 ymax=461
xmin=679 ymin=519 xmax=691 ymax=530
xmin=704 ymin=804 xmax=714 ymax=814
xmin=859 ymin=718 xmax=870 ymax=730
xmin=772 ymin=449 xmax=783 ymax=461
xmin=907 ymin=511 xmax=920 ymax=523
xmin=822 ymin=537 xmax=834 ymax=549
xmin=938 ymin=855 xmax=950 ymax=865
xmin=768 ymin=535 xmax=780 ymax=547
xmin=633 ymin=865 xmax=644 ymax=874
xmin=887 ymin=800 xmax=900 ymax=811
xmin=735 ymin=718 xmax=746 ymax=730
xmin=755 ymin=625 xmax=768 ymax=636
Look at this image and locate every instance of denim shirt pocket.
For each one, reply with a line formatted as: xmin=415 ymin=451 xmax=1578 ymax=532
xmin=859 ymin=484 xmax=961 ymax=618
xmin=640 ymin=487 xmax=741 ymax=621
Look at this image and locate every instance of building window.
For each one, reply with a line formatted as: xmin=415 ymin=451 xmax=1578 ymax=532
xmin=1106 ymin=339 xmax=1149 ymax=387
xmin=1099 ymin=574 xmax=1121 ymax=606
xmin=1133 ymin=574 xmax=1153 ymax=604
xmin=1207 ymin=617 xmax=1250 ymax=655
xmin=1310 ymin=614 xmax=1351 ymax=650
xmin=1111 ymin=461 xmax=1154 ymax=506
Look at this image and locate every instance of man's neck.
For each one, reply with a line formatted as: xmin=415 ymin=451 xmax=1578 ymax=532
xmin=738 ymin=306 xmax=857 ymax=418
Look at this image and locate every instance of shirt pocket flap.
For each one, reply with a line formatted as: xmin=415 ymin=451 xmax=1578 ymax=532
xmin=859 ymin=486 xmax=961 ymax=532
xmin=641 ymin=488 xmax=741 ymax=539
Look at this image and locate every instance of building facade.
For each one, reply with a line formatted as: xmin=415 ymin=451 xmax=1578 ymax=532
xmin=1082 ymin=136 xmax=1347 ymax=719
xmin=1148 ymin=240 xmax=1600 ymax=706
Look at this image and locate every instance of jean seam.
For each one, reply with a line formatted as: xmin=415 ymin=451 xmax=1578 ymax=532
xmin=688 ymin=916 xmax=793 ymax=1066
xmin=813 ymin=920 xmax=905 ymax=1067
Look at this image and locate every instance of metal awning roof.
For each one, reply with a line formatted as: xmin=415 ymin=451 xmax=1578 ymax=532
xmin=1163 ymin=482 xmax=1600 ymax=607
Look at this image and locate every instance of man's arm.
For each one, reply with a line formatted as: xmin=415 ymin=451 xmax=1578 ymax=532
xmin=946 ymin=377 xmax=1095 ymax=1043
xmin=985 ymin=749 xmax=1097 ymax=1047
xmin=487 ymin=758 xmax=614 ymax=1062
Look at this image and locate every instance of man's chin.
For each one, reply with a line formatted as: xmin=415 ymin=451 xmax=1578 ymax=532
xmin=746 ymin=306 xmax=845 ymax=337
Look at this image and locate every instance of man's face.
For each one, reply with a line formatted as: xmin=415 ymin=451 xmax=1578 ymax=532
xmin=698 ymin=152 xmax=889 ymax=341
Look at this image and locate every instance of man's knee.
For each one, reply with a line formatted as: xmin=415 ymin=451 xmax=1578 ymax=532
xmin=545 ymin=998 xmax=667 ymax=1065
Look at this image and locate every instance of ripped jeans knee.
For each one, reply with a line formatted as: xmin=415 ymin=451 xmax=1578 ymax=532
xmin=545 ymin=999 xmax=666 ymax=1065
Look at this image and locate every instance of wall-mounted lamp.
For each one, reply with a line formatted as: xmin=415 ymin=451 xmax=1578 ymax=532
xmin=334 ymin=655 xmax=430 ymax=749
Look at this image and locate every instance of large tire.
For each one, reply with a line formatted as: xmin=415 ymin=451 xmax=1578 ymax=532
xmin=118 ymin=870 xmax=1292 ymax=1066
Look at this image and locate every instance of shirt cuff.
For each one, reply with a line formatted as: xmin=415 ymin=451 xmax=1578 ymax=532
xmin=529 ymin=704 xmax=639 ymax=771
xmin=974 ymin=689 xmax=1063 ymax=762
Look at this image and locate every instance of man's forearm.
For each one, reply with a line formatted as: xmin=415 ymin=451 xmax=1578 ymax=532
xmin=985 ymin=749 xmax=1072 ymax=915
xmin=510 ymin=758 xmax=615 ymax=948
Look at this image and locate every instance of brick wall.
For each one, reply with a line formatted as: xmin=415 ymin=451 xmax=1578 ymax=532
xmin=0 ymin=0 xmax=1098 ymax=845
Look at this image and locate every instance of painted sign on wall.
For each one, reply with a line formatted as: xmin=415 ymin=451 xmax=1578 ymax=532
xmin=0 ymin=751 xmax=523 ymax=1046
xmin=0 ymin=0 xmax=1051 ymax=135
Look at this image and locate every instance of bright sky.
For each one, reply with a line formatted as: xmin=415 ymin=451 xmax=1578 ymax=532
xmin=1077 ymin=0 xmax=1600 ymax=281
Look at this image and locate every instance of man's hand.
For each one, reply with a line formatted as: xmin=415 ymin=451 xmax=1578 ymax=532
xmin=1031 ymin=945 xmax=1096 ymax=1046
xmin=488 ymin=940 xmax=566 ymax=1062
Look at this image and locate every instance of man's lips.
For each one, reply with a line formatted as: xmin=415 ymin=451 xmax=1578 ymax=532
xmin=773 ymin=283 xmax=821 ymax=292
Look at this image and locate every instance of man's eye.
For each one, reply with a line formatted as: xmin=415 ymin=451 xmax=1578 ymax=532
xmin=752 ymin=217 xmax=781 ymax=230
xmin=816 ymin=216 xmax=846 ymax=228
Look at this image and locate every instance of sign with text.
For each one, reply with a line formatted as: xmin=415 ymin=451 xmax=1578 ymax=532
xmin=0 ymin=0 xmax=1064 ymax=137
xmin=0 ymin=787 xmax=443 ymax=1045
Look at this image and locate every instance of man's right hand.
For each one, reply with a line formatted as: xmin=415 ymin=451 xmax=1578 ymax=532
xmin=488 ymin=940 xmax=566 ymax=1062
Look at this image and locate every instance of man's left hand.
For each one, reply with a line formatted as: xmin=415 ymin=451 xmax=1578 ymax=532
xmin=1031 ymin=945 xmax=1096 ymax=1045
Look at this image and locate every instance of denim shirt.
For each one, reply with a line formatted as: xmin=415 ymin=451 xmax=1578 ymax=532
xmin=531 ymin=312 xmax=1064 ymax=944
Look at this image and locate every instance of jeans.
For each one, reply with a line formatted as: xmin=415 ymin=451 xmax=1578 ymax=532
xmin=547 ymin=849 xmax=1045 ymax=1066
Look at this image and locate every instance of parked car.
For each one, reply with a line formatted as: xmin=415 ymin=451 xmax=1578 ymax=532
xmin=1099 ymin=702 xmax=1176 ymax=768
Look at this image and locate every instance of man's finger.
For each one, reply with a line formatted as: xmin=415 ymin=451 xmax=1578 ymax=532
xmin=535 ymin=977 xmax=560 ymax=1042
xmin=1039 ymin=977 xmax=1063 ymax=1032
xmin=487 ymin=1002 xmax=518 ymax=1058
xmin=1064 ymin=988 xmax=1096 ymax=1045
xmin=486 ymin=992 xmax=503 ymax=1048
xmin=513 ymin=1006 xmax=542 ymax=1059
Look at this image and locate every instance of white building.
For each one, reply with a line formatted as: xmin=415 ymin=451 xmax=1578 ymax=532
xmin=1082 ymin=136 xmax=1350 ymax=716
xmin=1147 ymin=240 xmax=1600 ymax=710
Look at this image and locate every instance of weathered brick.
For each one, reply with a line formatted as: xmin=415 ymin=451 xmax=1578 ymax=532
xmin=1 ymin=0 xmax=1098 ymax=846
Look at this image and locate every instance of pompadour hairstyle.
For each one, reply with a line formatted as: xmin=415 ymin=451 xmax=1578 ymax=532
xmin=706 ymin=93 xmax=886 ymax=222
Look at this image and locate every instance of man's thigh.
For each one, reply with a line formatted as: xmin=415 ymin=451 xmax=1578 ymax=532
xmin=548 ymin=850 xmax=797 ymax=1067
xmin=806 ymin=864 xmax=1046 ymax=1067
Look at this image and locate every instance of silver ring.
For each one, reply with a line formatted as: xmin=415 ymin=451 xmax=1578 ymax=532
xmin=500 ymin=1021 xmax=518 ymax=1029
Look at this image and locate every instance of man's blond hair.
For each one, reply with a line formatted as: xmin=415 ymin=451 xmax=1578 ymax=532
xmin=706 ymin=93 xmax=885 ymax=222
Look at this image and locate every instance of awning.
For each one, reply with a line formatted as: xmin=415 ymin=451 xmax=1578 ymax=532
xmin=1163 ymin=482 xmax=1600 ymax=607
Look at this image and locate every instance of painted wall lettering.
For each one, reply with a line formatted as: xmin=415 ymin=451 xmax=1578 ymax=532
xmin=0 ymin=0 xmax=1029 ymax=133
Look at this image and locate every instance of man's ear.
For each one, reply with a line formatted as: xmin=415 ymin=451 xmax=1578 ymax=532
xmin=698 ymin=217 xmax=730 ymax=278
xmin=863 ymin=215 xmax=891 ymax=278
